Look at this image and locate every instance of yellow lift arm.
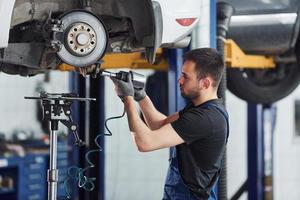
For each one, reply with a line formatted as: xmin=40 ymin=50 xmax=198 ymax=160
xmin=57 ymin=39 xmax=275 ymax=72
xmin=224 ymin=39 xmax=275 ymax=69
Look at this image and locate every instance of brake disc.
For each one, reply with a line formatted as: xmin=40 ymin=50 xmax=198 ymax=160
xmin=57 ymin=11 xmax=107 ymax=67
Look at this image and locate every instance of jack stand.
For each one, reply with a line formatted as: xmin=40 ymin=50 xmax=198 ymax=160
xmin=49 ymin=120 xmax=58 ymax=200
xmin=25 ymin=92 xmax=96 ymax=200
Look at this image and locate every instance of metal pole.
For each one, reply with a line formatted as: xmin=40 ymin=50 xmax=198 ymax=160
xmin=48 ymin=121 xmax=59 ymax=200
xmin=247 ymin=103 xmax=264 ymax=200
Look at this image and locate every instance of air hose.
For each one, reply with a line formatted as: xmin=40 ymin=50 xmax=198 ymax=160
xmin=63 ymin=108 xmax=126 ymax=199
xmin=217 ymin=2 xmax=234 ymax=200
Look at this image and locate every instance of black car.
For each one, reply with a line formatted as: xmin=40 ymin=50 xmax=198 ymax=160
xmin=224 ymin=0 xmax=300 ymax=103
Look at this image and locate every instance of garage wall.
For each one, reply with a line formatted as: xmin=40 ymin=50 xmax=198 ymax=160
xmin=274 ymin=88 xmax=300 ymax=199
xmin=0 ymin=71 xmax=70 ymax=139
xmin=227 ymin=86 xmax=300 ymax=200
xmin=226 ymin=92 xmax=248 ymax=200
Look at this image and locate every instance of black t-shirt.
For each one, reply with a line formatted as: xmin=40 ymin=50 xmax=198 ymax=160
xmin=171 ymin=99 xmax=228 ymax=199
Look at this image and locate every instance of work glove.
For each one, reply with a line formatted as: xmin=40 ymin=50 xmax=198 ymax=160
xmin=134 ymin=87 xmax=146 ymax=101
xmin=111 ymin=72 xmax=134 ymax=100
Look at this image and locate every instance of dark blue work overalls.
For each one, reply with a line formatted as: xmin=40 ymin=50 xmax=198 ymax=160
xmin=162 ymin=102 xmax=229 ymax=200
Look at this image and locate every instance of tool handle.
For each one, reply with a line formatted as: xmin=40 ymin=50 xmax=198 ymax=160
xmin=115 ymin=71 xmax=146 ymax=89
xmin=115 ymin=71 xmax=129 ymax=81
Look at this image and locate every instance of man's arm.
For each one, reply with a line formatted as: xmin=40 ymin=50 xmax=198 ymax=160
xmin=138 ymin=95 xmax=179 ymax=130
xmin=124 ymin=96 xmax=184 ymax=152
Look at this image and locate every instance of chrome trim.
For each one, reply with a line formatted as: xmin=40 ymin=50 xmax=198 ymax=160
xmin=231 ymin=13 xmax=297 ymax=26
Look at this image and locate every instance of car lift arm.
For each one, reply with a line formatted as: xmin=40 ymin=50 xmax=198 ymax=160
xmin=57 ymin=40 xmax=275 ymax=72
xmin=224 ymin=39 xmax=275 ymax=69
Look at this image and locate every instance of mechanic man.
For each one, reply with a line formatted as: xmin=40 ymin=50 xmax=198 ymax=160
xmin=111 ymin=48 xmax=229 ymax=200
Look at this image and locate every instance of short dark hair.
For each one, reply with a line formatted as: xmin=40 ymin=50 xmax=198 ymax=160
xmin=183 ymin=48 xmax=224 ymax=87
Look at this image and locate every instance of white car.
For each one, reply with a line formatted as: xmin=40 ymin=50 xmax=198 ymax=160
xmin=0 ymin=0 xmax=201 ymax=76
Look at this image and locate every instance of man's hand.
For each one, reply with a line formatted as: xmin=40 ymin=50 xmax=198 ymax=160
xmin=111 ymin=73 xmax=134 ymax=100
xmin=134 ymin=87 xmax=146 ymax=101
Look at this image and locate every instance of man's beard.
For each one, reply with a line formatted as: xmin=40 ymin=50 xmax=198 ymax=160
xmin=180 ymin=89 xmax=199 ymax=100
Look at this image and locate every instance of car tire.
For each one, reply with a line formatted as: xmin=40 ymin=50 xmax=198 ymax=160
xmin=227 ymin=62 xmax=300 ymax=104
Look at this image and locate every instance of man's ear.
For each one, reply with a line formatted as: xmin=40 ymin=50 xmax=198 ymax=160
xmin=200 ymin=78 xmax=210 ymax=89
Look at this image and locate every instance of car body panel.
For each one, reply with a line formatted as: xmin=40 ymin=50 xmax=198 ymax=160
xmin=2 ymin=0 xmax=201 ymax=48
xmin=225 ymin=0 xmax=299 ymax=15
xmin=153 ymin=0 xmax=201 ymax=45
xmin=229 ymin=13 xmax=297 ymax=54
xmin=224 ymin=0 xmax=300 ymax=55
xmin=0 ymin=0 xmax=16 ymax=48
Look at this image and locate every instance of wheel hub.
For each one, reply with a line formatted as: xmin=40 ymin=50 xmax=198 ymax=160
xmin=66 ymin=23 xmax=96 ymax=56
xmin=56 ymin=11 xmax=107 ymax=67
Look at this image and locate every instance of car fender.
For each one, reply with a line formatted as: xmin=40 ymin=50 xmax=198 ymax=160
xmin=154 ymin=0 xmax=201 ymax=44
xmin=144 ymin=1 xmax=163 ymax=63
xmin=152 ymin=1 xmax=163 ymax=49
xmin=0 ymin=0 xmax=16 ymax=48
xmin=291 ymin=8 xmax=300 ymax=49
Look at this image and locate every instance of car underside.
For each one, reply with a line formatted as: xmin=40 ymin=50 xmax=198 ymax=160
xmin=0 ymin=0 xmax=157 ymax=76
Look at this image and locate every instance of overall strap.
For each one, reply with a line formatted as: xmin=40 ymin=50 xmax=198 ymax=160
xmin=170 ymin=146 xmax=176 ymax=159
